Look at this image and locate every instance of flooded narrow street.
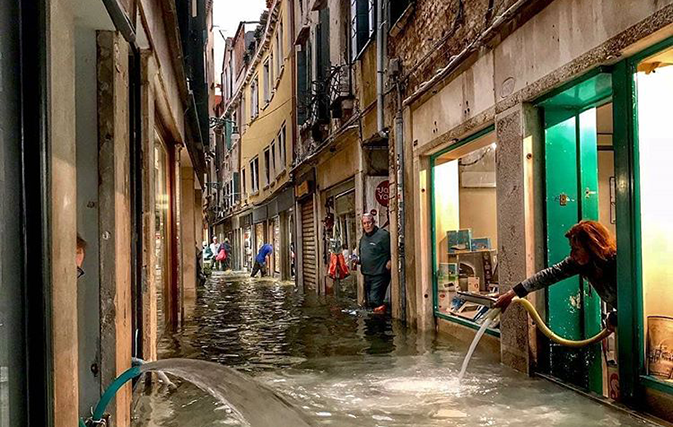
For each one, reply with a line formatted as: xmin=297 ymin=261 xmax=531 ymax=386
xmin=132 ymin=275 xmax=652 ymax=426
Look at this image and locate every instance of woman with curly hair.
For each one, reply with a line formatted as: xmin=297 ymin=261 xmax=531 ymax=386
xmin=495 ymin=220 xmax=618 ymax=328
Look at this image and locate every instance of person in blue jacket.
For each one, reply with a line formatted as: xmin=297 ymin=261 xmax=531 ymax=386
xmin=251 ymin=243 xmax=273 ymax=277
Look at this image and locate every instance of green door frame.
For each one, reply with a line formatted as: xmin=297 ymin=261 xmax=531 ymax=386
xmin=612 ymin=36 xmax=673 ymax=404
xmin=425 ymin=36 xmax=673 ymax=406
xmin=429 ymin=125 xmax=499 ymax=337
xmin=539 ymin=85 xmax=609 ymax=394
xmin=536 ymin=36 xmax=673 ymax=403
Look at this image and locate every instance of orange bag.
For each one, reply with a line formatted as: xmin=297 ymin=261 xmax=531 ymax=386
xmin=328 ymin=253 xmax=349 ymax=279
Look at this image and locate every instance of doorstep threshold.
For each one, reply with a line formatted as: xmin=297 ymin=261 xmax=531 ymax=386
xmin=534 ymin=372 xmax=671 ymax=427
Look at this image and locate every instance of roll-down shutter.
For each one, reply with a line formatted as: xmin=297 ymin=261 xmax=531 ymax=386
xmin=301 ymin=198 xmax=317 ymax=289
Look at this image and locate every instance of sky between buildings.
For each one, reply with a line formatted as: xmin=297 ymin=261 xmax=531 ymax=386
xmin=213 ymin=0 xmax=267 ymax=88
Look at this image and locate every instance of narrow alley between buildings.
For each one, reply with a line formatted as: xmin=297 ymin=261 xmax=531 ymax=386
xmin=2 ymin=0 xmax=673 ymax=426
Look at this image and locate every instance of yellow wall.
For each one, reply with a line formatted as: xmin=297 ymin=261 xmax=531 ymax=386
xmin=240 ymin=0 xmax=294 ymax=206
xmin=459 ymin=187 xmax=498 ymax=247
xmin=433 ymin=160 xmax=460 ymax=265
xmin=316 ymin=136 xmax=360 ymax=190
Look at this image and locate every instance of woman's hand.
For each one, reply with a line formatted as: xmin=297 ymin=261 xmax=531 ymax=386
xmin=494 ymin=289 xmax=517 ymax=311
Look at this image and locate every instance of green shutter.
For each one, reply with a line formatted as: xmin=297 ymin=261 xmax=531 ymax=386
xmin=225 ymin=119 xmax=233 ymax=150
xmin=356 ymin=0 xmax=369 ymax=54
xmin=297 ymin=47 xmax=307 ymax=125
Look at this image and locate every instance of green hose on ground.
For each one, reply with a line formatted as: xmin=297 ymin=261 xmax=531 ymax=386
xmin=512 ymin=297 xmax=613 ymax=347
xmin=80 ymin=365 xmax=142 ymax=426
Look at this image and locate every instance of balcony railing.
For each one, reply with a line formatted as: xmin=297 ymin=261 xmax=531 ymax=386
xmin=294 ymin=63 xmax=353 ymax=166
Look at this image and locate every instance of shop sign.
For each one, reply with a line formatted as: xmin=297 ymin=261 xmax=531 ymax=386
xmin=375 ymin=180 xmax=390 ymax=207
xmin=296 ymin=181 xmax=311 ymax=198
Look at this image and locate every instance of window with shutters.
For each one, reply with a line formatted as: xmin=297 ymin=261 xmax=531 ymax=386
xmin=250 ymin=76 xmax=259 ymax=119
xmin=233 ymin=172 xmax=240 ymax=204
xmin=278 ymin=124 xmax=287 ymax=170
xmin=270 ymin=140 xmax=277 ymax=179
xmin=263 ymin=147 xmax=271 ymax=187
xmin=240 ymin=97 xmax=246 ymax=132
xmin=297 ymin=44 xmax=308 ymax=125
xmin=241 ymin=167 xmax=247 ymax=198
xmin=276 ymin=20 xmax=284 ymax=77
xmin=250 ymin=157 xmax=259 ymax=193
xmin=350 ymin=0 xmax=375 ymax=61
xmin=263 ymin=60 xmax=271 ymax=105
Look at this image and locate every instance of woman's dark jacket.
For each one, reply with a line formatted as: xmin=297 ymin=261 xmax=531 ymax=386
xmin=512 ymin=255 xmax=617 ymax=307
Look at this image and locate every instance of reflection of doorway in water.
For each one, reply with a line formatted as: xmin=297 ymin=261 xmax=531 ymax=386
xmin=273 ymin=216 xmax=280 ymax=276
xmin=154 ymin=135 xmax=170 ymax=342
xmin=289 ymin=211 xmax=296 ymax=279
xmin=243 ymin=226 xmax=252 ymax=271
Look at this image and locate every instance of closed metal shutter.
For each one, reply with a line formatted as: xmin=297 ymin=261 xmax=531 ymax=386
xmin=301 ymin=198 xmax=317 ymax=289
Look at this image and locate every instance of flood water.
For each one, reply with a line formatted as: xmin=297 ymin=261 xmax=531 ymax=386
xmin=132 ymin=274 xmax=654 ymax=426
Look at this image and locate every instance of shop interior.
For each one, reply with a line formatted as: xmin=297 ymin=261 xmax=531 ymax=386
xmin=432 ymin=131 xmax=499 ymax=328
xmin=323 ymin=181 xmax=357 ymax=300
xmin=635 ymin=47 xmax=673 ymax=385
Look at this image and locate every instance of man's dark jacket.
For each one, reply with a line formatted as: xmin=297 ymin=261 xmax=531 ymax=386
xmin=359 ymin=226 xmax=391 ymax=276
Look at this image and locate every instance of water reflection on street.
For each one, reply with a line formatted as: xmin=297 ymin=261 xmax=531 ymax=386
xmin=132 ymin=274 xmax=652 ymax=426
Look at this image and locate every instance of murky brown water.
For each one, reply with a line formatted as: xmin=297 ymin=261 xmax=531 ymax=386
xmin=132 ymin=274 xmax=654 ymax=426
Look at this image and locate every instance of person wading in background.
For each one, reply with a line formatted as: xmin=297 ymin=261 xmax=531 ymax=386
xmin=251 ymin=243 xmax=273 ymax=278
xmin=221 ymin=238 xmax=232 ymax=271
xmin=209 ymin=236 xmax=219 ymax=267
xmin=357 ymin=213 xmax=391 ymax=314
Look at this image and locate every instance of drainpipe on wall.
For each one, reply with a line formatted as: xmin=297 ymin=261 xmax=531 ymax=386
xmin=376 ymin=0 xmax=385 ymax=135
xmin=395 ymin=80 xmax=406 ymax=322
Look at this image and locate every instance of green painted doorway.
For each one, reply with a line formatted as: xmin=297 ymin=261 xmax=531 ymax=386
xmin=538 ymin=72 xmax=613 ymax=394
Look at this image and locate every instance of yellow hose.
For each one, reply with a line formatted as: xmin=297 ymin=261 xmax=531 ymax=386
xmin=510 ymin=297 xmax=613 ymax=348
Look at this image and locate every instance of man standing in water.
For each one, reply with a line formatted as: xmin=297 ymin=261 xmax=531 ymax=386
xmin=251 ymin=243 xmax=273 ymax=277
xmin=357 ymin=213 xmax=391 ymax=313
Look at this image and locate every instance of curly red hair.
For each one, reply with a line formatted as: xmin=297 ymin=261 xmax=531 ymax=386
xmin=565 ymin=220 xmax=616 ymax=262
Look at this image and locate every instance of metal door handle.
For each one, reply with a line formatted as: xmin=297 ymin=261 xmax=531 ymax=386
xmin=585 ymin=187 xmax=597 ymax=198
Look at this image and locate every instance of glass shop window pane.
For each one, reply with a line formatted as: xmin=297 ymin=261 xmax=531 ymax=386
xmin=635 ymin=47 xmax=673 ymax=382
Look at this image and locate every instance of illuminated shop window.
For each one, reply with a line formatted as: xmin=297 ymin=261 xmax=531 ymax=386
xmin=635 ymin=47 xmax=673 ymax=382
xmin=432 ymin=131 xmax=499 ymax=328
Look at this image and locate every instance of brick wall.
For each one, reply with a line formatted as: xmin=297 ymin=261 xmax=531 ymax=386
xmin=388 ymin=0 xmax=520 ymax=98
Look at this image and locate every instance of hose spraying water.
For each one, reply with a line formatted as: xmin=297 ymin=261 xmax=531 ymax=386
xmin=80 ymin=358 xmax=314 ymax=427
xmin=457 ymin=307 xmax=501 ymax=381
xmin=458 ymin=297 xmax=613 ymax=380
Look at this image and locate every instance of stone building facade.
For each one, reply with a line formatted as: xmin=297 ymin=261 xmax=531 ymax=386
xmin=291 ymin=0 xmax=390 ymax=301
xmin=214 ymin=0 xmax=296 ymax=279
xmin=385 ymin=0 xmax=673 ymax=422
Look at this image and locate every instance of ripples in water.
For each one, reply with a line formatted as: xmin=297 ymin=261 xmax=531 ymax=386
xmin=132 ymin=275 xmax=652 ymax=427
